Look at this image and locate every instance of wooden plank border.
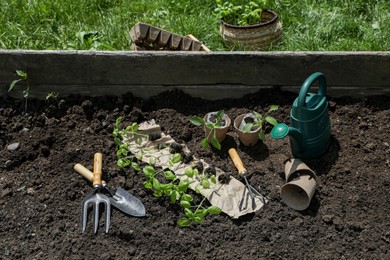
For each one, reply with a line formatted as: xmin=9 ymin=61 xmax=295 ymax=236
xmin=0 ymin=50 xmax=389 ymax=99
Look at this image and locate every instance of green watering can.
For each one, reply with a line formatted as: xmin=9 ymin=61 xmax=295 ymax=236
xmin=271 ymin=72 xmax=331 ymax=159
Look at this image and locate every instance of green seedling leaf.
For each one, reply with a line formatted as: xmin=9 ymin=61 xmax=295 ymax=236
xmin=143 ymin=180 xmax=153 ymax=189
xmin=126 ymin=122 xmax=139 ymax=133
xmin=181 ymin=194 xmax=193 ymax=202
xmin=113 ymin=137 xmax=122 ymax=147
xmin=8 ymin=79 xmax=22 ymax=92
xmin=193 ymin=168 xmax=199 ymax=176
xmin=207 ymin=206 xmax=222 ymax=215
xmin=131 ymin=162 xmax=141 ymax=171
xmin=16 ymin=70 xmax=28 ymax=79
xmin=115 ymin=117 xmax=122 ymax=128
xmin=253 ymin=111 xmax=263 ymax=120
xmin=153 ymin=190 xmax=163 ymax=197
xmin=210 ymin=136 xmax=221 ymax=150
xmin=164 ymin=170 xmax=176 ymax=180
xmin=178 ymin=179 xmax=190 ymax=192
xmin=136 ymin=150 xmax=143 ymax=160
xmin=184 ymin=208 xmax=194 ymax=218
xmin=160 ymin=184 xmax=173 ymax=196
xmin=259 ymin=130 xmax=266 ymax=141
xmin=195 ymin=185 xmax=201 ymax=194
xmin=195 ymin=209 xmax=208 ymax=218
xmin=189 ymin=116 xmax=205 ymax=126
xmin=242 ymin=122 xmax=254 ymax=133
xmin=180 ymin=200 xmax=191 ymax=208
xmin=148 ymin=157 xmax=155 ymax=166
xmin=201 ymin=179 xmax=210 ymax=189
xmin=193 ymin=216 xmax=204 ymax=224
xmin=117 ymin=158 xmax=130 ymax=168
xmin=177 ymin=218 xmax=191 ymax=227
xmin=201 ymin=138 xmax=209 ymax=148
xmin=171 ymin=153 xmax=182 ymax=164
xmin=268 ymin=105 xmax=279 ymax=112
xmin=164 ymin=189 xmax=172 ymax=197
xmin=205 ymin=123 xmax=215 ymax=129
xmin=210 ymin=175 xmax=217 ymax=184
xmin=170 ymin=190 xmax=180 ymax=203
xmin=143 ymin=166 xmax=155 ymax=177
xmin=185 ymin=167 xmax=194 ymax=178
xmin=216 ymin=110 xmax=225 ymax=122
xmin=265 ymin=116 xmax=278 ymax=126
xmin=152 ymin=178 xmax=161 ymax=190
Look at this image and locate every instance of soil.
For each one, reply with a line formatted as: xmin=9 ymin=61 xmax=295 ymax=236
xmin=1 ymin=88 xmax=389 ymax=259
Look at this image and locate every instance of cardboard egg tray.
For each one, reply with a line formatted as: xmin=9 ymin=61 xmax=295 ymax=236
xmin=129 ymin=22 xmax=210 ymax=51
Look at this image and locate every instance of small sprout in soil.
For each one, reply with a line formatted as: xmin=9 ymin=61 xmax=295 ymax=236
xmin=8 ymin=70 xmax=30 ymax=113
xmin=46 ymin=91 xmax=59 ymax=101
xmin=243 ymin=105 xmax=279 ymax=141
xmin=189 ymin=110 xmax=226 ymax=150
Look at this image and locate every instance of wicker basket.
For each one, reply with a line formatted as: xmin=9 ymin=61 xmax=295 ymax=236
xmin=220 ymin=10 xmax=282 ymax=50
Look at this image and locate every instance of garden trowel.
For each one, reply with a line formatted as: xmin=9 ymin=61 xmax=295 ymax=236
xmin=74 ymin=163 xmax=146 ymax=217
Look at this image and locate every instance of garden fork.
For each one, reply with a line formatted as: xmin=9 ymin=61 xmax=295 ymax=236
xmin=81 ymin=152 xmax=111 ymax=233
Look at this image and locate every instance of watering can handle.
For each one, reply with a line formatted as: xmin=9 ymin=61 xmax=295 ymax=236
xmin=298 ymin=72 xmax=327 ymax=107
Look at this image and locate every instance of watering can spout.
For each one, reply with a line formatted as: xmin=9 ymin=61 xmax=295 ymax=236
xmin=271 ymin=123 xmax=303 ymax=153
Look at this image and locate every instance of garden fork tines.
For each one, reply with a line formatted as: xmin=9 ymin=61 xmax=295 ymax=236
xmin=228 ymin=148 xmax=266 ymax=211
xmin=81 ymin=153 xmax=111 ymax=233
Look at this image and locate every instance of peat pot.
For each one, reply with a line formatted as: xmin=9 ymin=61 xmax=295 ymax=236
xmin=234 ymin=113 xmax=260 ymax=146
xmin=220 ymin=9 xmax=283 ymax=50
xmin=203 ymin=112 xmax=231 ymax=143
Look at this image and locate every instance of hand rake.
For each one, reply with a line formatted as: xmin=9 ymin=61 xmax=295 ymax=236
xmin=228 ymin=148 xmax=266 ymax=210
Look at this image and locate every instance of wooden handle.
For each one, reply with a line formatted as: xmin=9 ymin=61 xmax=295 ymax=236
xmin=74 ymin=163 xmax=107 ymax=187
xmin=92 ymin=153 xmax=103 ymax=189
xmin=228 ymin=148 xmax=247 ymax=176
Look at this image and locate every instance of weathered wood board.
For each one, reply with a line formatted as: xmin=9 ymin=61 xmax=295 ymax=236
xmin=0 ymin=50 xmax=389 ymax=99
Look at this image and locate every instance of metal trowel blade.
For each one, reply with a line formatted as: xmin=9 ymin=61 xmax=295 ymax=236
xmin=110 ymin=187 xmax=146 ymax=217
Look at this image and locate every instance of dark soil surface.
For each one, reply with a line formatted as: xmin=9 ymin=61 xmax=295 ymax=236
xmin=1 ymin=88 xmax=389 ymax=259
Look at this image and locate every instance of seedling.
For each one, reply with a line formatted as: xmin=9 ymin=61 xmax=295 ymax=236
xmin=215 ymin=0 xmax=269 ymax=26
xmin=112 ymin=118 xmax=222 ymax=226
xmin=242 ymin=105 xmax=279 ymax=140
xmin=46 ymin=91 xmax=59 ymax=101
xmin=189 ymin=110 xmax=227 ymax=150
xmin=8 ymin=70 xmax=29 ymax=112
xmin=67 ymin=31 xmax=113 ymax=50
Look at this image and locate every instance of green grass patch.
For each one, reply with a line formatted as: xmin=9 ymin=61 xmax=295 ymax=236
xmin=0 ymin=0 xmax=388 ymax=51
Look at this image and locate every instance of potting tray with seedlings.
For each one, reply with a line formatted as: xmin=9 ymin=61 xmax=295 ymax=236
xmin=1 ymin=73 xmax=389 ymax=259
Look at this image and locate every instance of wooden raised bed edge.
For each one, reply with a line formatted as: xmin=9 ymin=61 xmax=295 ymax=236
xmin=0 ymin=50 xmax=389 ymax=100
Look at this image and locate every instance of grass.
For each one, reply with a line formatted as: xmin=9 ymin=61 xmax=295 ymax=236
xmin=0 ymin=0 xmax=389 ymax=51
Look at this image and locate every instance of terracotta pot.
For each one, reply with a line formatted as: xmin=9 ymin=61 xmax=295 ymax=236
xmin=234 ymin=114 xmax=261 ymax=146
xmin=220 ymin=9 xmax=282 ymax=50
xmin=203 ymin=112 xmax=231 ymax=143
